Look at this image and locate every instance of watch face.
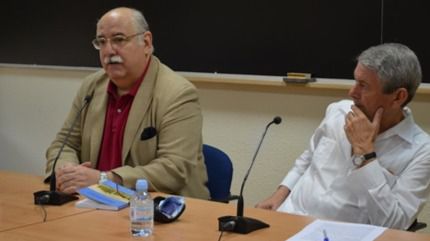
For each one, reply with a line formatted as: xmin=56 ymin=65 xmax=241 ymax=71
xmin=352 ymin=155 xmax=364 ymax=166
xmin=99 ymin=172 xmax=108 ymax=184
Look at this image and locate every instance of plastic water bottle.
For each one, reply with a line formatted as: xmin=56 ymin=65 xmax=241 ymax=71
xmin=130 ymin=179 xmax=154 ymax=237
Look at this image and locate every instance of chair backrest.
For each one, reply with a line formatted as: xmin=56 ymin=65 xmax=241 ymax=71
xmin=203 ymin=144 xmax=233 ymax=202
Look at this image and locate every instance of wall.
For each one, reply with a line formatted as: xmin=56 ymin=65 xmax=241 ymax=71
xmin=1 ymin=65 xmax=429 ymax=232
xmin=2 ymin=1 xmax=430 ymax=83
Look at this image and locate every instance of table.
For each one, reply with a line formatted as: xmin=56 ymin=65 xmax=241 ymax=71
xmin=1 ymin=170 xmax=430 ymax=241
xmin=0 ymin=170 xmax=92 ymax=232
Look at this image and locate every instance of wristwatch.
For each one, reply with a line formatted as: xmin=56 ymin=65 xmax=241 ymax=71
xmin=352 ymin=152 xmax=377 ymax=167
xmin=99 ymin=171 xmax=108 ymax=184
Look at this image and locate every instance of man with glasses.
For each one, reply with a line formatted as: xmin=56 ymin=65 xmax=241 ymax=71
xmin=256 ymin=43 xmax=430 ymax=229
xmin=45 ymin=7 xmax=210 ymax=199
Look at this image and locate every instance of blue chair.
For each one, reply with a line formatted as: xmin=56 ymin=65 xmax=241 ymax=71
xmin=203 ymin=144 xmax=233 ymax=202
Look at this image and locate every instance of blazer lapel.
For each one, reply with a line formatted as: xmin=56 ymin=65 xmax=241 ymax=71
xmin=86 ymin=77 xmax=109 ymax=166
xmin=121 ymin=57 xmax=159 ymax=163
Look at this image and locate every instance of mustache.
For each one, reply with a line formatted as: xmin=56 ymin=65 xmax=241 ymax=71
xmin=104 ymin=55 xmax=123 ymax=64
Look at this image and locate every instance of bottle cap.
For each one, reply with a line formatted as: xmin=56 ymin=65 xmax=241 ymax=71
xmin=136 ymin=179 xmax=148 ymax=191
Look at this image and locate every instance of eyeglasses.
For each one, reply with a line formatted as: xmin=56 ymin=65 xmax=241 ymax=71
xmin=92 ymin=32 xmax=145 ymax=50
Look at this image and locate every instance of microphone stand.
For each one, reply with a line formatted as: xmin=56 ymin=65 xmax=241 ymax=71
xmin=34 ymin=94 xmax=93 ymax=205
xmin=218 ymin=117 xmax=281 ymax=234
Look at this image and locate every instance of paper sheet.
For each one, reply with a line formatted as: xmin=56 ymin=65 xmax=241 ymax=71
xmin=287 ymin=219 xmax=386 ymax=241
xmin=75 ymin=198 xmax=121 ymax=211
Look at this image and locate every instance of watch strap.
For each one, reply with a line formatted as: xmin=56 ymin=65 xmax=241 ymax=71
xmin=363 ymin=152 xmax=377 ymax=161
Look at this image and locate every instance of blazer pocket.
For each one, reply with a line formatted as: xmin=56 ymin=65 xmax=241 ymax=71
xmin=141 ymin=127 xmax=157 ymax=140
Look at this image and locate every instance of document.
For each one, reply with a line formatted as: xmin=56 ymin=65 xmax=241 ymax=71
xmin=286 ymin=219 xmax=386 ymax=241
xmin=77 ymin=180 xmax=135 ymax=210
xmin=75 ymin=198 xmax=122 ymax=211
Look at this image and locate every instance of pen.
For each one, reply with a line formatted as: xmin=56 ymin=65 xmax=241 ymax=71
xmin=323 ymin=229 xmax=329 ymax=241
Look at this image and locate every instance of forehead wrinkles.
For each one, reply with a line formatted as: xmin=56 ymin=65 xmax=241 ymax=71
xmin=355 ymin=64 xmax=379 ymax=83
xmin=97 ymin=13 xmax=135 ymax=36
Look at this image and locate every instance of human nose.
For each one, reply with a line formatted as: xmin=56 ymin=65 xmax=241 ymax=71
xmin=100 ymin=39 xmax=117 ymax=54
xmin=348 ymin=83 xmax=359 ymax=99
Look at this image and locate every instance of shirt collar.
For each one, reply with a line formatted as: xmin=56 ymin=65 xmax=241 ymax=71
xmin=377 ymin=107 xmax=416 ymax=144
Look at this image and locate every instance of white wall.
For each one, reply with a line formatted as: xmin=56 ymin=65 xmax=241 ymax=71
xmin=1 ymin=65 xmax=429 ymax=232
xmin=0 ymin=67 xmax=85 ymax=174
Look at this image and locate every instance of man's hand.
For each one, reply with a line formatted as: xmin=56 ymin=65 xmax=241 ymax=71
xmin=344 ymin=106 xmax=383 ymax=155
xmin=56 ymin=162 xmax=99 ymax=194
xmin=255 ymin=186 xmax=290 ymax=210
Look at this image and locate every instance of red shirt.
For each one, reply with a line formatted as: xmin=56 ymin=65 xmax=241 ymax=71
xmin=97 ymin=61 xmax=151 ymax=171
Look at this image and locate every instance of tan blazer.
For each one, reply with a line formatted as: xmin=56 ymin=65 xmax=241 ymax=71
xmin=46 ymin=56 xmax=210 ymax=199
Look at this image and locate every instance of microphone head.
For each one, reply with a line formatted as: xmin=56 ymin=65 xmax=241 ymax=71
xmin=273 ymin=116 xmax=282 ymax=124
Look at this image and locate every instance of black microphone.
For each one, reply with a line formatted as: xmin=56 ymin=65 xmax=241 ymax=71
xmin=34 ymin=92 xmax=94 ymax=205
xmin=218 ymin=116 xmax=282 ymax=234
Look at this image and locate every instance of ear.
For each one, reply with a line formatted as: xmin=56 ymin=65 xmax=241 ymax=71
xmin=143 ymin=31 xmax=154 ymax=55
xmin=391 ymin=87 xmax=408 ymax=107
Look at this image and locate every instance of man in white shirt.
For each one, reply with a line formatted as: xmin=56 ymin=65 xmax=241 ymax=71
xmin=256 ymin=43 xmax=430 ymax=230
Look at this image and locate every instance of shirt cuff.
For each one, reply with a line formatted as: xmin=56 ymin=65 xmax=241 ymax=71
xmin=280 ymin=169 xmax=302 ymax=190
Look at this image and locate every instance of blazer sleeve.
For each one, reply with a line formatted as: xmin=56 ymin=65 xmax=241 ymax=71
xmin=44 ymin=73 xmax=98 ymax=181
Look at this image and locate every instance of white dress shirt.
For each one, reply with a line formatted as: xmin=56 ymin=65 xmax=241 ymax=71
xmin=278 ymin=100 xmax=430 ymax=229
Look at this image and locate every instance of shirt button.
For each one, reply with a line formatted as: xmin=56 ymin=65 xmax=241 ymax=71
xmin=117 ymin=109 xmax=122 ymax=113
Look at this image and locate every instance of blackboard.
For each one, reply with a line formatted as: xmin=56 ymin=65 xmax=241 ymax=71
xmin=1 ymin=0 xmax=429 ymax=82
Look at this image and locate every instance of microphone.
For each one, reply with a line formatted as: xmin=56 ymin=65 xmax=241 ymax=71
xmin=34 ymin=92 xmax=94 ymax=205
xmin=218 ymin=116 xmax=282 ymax=234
